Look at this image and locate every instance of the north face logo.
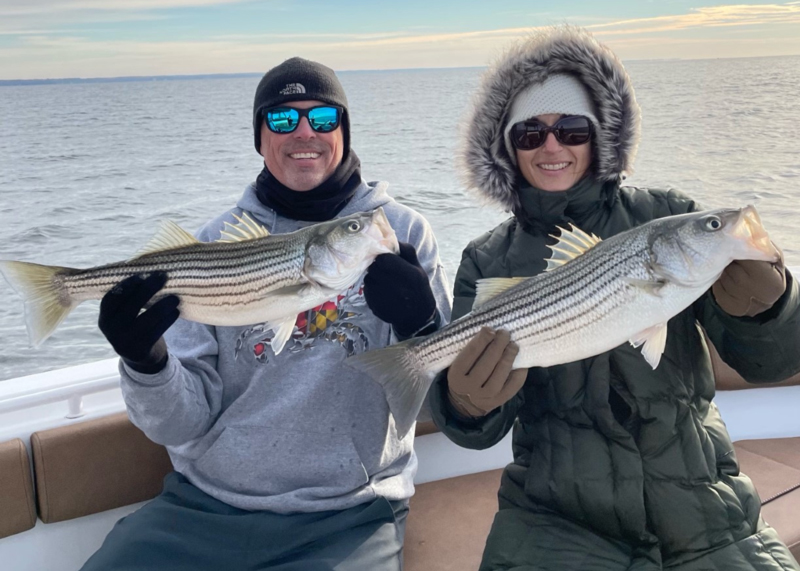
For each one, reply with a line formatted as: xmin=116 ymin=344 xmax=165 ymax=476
xmin=279 ymin=83 xmax=306 ymax=95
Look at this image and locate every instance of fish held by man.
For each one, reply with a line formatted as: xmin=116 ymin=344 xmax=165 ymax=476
xmin=348 ymin=205 xmax=779 ymax=437
xmin=0 ymin=208 xmax=399 ymax=353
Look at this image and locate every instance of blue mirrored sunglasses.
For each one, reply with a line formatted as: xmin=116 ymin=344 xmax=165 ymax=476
xmin=264 ymin=105 xmax=342 ymax=134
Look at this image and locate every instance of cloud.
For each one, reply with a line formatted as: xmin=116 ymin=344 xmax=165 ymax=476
xmin=2 ymin=3 xmax=800 ymax=79
xmin=587 ymin=3 xmax=800 ymax=35
xmin=0 ymin=0 xmax=257 ymax=33
xmin=1 ymin=0 xmax=251 ymax=16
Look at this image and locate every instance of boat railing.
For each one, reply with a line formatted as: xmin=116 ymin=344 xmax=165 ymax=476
xmin=0 ymin=366 xmax=119 ymax=418
xmin=0 ymin=355 xmax=516 ymax=484
xmin=0 ymin=358 xmax=124 ymax=444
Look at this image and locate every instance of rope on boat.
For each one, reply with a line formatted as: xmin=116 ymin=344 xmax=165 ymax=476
xmin=762 ymin=481 xmax=800 ymax=506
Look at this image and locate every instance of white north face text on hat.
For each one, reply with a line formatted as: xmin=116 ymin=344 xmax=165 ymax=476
xmin=279 ymin=83 xmax=306 ymax=95
xmin=503 ymin=73 xmax=599 ymax=163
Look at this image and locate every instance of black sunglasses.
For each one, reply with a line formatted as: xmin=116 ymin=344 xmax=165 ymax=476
xmin=263 ymin=105 xmax=343 ymax=134
xmin=510 ymin=115 xmax=593 ymax=150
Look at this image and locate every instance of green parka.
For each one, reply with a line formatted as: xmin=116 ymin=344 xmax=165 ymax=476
xmin=432 ymin=26 xmax=800 ymax=570
xmin=430 ymin=179 xmax=800 ymax=570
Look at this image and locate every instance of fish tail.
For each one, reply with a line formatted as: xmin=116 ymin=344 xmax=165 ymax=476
xmin=0 ymin=260 xmax=78 ymax=347
xmin=347 ymin=336 xmax=435 ymax=438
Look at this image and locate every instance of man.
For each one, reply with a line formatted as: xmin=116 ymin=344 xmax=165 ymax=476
xmin=82 ymin=57 xmax=451 ymax=571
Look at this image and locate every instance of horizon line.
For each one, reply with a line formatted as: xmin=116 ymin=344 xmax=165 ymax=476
xmin=1 ymin=52 xmax=798 ymax=85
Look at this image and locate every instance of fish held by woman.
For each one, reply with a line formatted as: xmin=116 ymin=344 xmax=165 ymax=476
xmin=0 ymin=208 xmax=399 ymax=353
xmin=348 ymin=205 xmax=779 ymax=437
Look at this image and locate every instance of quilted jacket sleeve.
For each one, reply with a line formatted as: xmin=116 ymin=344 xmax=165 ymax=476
xmin=429 ymin=242 xmax=524 ymax=449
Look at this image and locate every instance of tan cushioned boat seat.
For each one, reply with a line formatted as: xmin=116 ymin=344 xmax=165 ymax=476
xmin=735 ymin=438 xmax=800 ymax=560
xmin=405 ymin=469 xmax=502 ymax=571
xmin=31 ymin=412 xmax=173 ymax=524
xmin=415 ymin=421 xmax=438 ymax=437
xmin=0 ymin=439 xmax=36 ymax=539
xmin=404 ymin=441 xmax=800 ymax=568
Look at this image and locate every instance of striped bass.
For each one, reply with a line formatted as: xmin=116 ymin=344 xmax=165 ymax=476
xmin=348 ymin=206 xmax=780 ymax=437
xmin=0 ymin=208 xmax=398 ymax=353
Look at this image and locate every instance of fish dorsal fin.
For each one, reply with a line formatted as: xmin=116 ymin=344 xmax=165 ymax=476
xmin=132 ymin=220 xmax=199 ymax=258
xmin=216 ymin=213 xmax=270 ymax=243
xmin=629 ymin=323 xmax=668 ymax=369
xmin=545 ymin=224 xmax=602 ymax=271
xmin=474 ymin=277 xmax=528 ymax=310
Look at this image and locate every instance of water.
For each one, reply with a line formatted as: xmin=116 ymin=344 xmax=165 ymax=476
xmin=1 ymin=57 xmax=799 ymax=381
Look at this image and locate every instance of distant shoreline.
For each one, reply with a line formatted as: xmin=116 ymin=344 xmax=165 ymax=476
xmin=0 ymin=66 xmax=487 ymax=87
xmin=2 ymin=53 xmax=797 ymax=87
xmin=0 ymin=73 xmax=262 ymax=87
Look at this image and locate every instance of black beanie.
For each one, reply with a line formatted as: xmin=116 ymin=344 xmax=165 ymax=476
xmin=253 ymin=57 xmax=350 ymax=158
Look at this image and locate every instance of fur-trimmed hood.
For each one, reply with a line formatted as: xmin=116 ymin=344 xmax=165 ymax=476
xmin=459 ymin=26 xmax=641 ymax=212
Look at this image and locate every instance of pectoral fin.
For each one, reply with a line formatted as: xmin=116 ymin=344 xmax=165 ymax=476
xmin=624 ymin=277 xmax=667 ymax=295
xmin=629 ymin=323 xmax=668 ymax=369
xmin=266 ymin=318 xmax=297 ymax=355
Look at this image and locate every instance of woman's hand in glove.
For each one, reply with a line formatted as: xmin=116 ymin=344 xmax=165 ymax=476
xmin=446 ymin=328 xmax=528 ymax=418
xmin=712 ymin=245 xmax=786 ymax=317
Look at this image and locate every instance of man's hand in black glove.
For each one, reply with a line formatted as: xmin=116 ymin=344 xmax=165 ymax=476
xmin=363 ymin=242 xmax=437 ymax=338
xmin=98 ymin=271 xmax=180 ymax=374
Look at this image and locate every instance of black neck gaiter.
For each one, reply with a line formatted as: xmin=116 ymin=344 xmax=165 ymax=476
xmin=255 ymin=151 xmax=362 ymax=222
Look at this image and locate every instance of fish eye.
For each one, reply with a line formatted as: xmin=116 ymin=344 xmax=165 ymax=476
xmin=346 ymin=220 xmax=361 ymax=232
xmin=704 ymin=216 xmax=723 ymax=231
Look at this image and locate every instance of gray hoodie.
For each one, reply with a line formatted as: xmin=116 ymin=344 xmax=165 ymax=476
xmin=119 ymin=179 xmax=452 ymax=513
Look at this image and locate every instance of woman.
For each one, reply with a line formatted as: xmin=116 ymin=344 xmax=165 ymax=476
xmin=429 ymin=26 xmax=800 ymax=570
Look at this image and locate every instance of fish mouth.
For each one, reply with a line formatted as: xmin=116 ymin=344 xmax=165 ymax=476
xmin=369 ymin=207 xmax=400 ymax=254
xmin=733 ymin=205 xmax=779 ymax=262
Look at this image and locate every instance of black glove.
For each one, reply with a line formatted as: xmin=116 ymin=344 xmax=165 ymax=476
xmin=98 ymin=272 xmax=180 ymax=374
xmin=363 ymin=242 xmax=438 ymax=338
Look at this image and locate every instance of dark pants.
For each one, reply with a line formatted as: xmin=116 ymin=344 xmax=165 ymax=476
xmin=80 ymin=472 xmax=408 ymax=571
xmin=478 ymin=504 xmax=799 ymax=571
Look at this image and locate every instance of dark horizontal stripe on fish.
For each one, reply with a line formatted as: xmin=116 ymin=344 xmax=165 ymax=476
xmin=415 ymin=246 xmax=646 ymax=362
xmin=64 ymin=262 xmax=299 ymax=287
xmin=123 ymin=247 xmax=301 ymax=271
xmin=67 ymin=251 xmax=304 ymax=280
xmin=458 ymin=245 xmax=642 ymax=330
xmin=417 ymin=278 xmax=624 ymax=364
xmin=65 ymin=257 xmax=301 ymax=286
xmin=63 ymin=262 xmax=302 ymax=296
xmin=512 ymin=280 xmax=627 ymax=346
xmin=65 ymin=271 xmax=299 ymax=295
xmin=417 ymin=254 xmax=620 ymax=351
xmin=130 ymin=240 xmax=297 ymax=267
xmin=489 ymin=261 xmax=633 ymax=339
xmin=469 ymin=246 xmax=633 ymax=316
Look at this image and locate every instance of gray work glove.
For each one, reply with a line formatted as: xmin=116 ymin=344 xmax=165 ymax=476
xmin=712 ymin=245 xmax=786 ymax=317
xmin=446 ymin=328 xmax=528 ymax=417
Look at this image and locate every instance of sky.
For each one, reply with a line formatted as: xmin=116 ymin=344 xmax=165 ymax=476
xmin=2 ymin=0 xmax=800 ymax=80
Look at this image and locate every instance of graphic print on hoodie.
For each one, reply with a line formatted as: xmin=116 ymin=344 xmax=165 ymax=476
xmin=234 ymin=281 xmax=371 ymax=362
